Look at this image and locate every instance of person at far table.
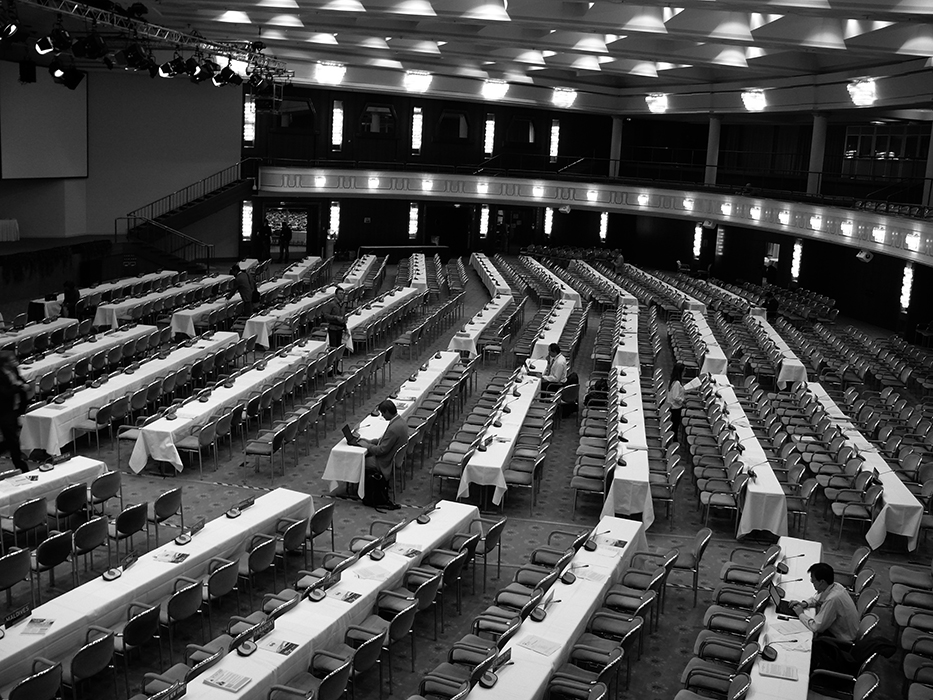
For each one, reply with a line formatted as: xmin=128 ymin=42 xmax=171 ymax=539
xmin=788 ymin=562 xmax=859 ymax=644
xmin=0 ymin=351 xmax=31 ymax=473
xmin=62 ymin=280 xmax=80 ymax=318
xmin=541 ymin=342 xmax=568 ymax=393
xmin=228 ymin=265 xmax=259 ymax=316
xmin=359 ymin=400 xmax=409 ymax=480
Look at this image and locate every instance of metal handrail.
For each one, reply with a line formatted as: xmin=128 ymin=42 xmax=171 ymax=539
xmin=126 ymin=158 xmax=260 ymax=221
xmin=116 ymin=216 xmax=214 ymax=270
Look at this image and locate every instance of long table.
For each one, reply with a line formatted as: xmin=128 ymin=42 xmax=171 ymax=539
xmin=29 ymin=270 xmax=179 ymax=320
xmin=748 ymin=536 xmax=819 ymax=700
xmin=471 ymin=253 xmax=511 ymax=296
xmin=22 ymin=332 xmax=239 ymax=457
xmin=601 ymin=368 xmax=654 ymax=529
xmin=808 ymin=383 xmax=923 ymax=549
xmin=532 ymin=300 xmax=576 ymax=360
xmin=472 ymin=517 xmax=647 ymax=700
xmin=448 ymin=295 xmax=512 ymax=358
xmin=410 ymin=253 xmax=428 ymax=291
xmin=713 ymin=375 xmax=788 ymax=539
xmin=129 ymin=339 xmax=327 ymax=473
xmin=0 ymin=487 xmax=313 ymax=688
xmin=0 ymin=317 xmax=79 ymax=351
xmin=630 ymin=267 xmax=706 ymax=312
xmin=458 ymin=371 xmax=541 ymax=505
xmin=521 ymin=256 xmax=582 ymax=304
xmin=572 ymin=260 xmax=638 ymax=307
xmin=170 ymin=299 xmax=241 ymax=338
xmin=19 ymin=324 xmax=157 ymax=383
xmin=244 ymin=290 xmax=335 ymax=349
xmin=322 ymin=350 xmax=462 ymax=496
xmin=183 ymin=500 xmax=479 ymax=700
xmin=94 ymin=276 xmax=234 ymax=330
xmin=610 ymin=306 xmax=640 ymax=368
xmin=282 ymin=256 xmax=322 ymax=281
xmin=0 ymin=455 xmax=108 ymax=513
xmin=342 ymin=255 xmax=378 ymax=287
xmin=684 ymin=310 xmax=728 ymax=375
xmin=345 ymin=286 xmax=422 ymax=353
xmin=748 ymin=316 xmax=808 ymax=388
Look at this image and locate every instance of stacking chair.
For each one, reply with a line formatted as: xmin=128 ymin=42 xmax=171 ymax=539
xmin=31 ymin=529 xmax=73 ymax=603
xmin=308 ymin=502 xmax=336 ymax=568
xmin=275 ymin=516 xmax=309 ymax=581
xmin=61 ymin=626 xmax=118 ymax=700
xmin=201 ymin=558 xmax=240 ymax=637
xmin=345 ymin=593 xmax=418 ymax=696
xmin=47 ymin=483 xmax=88 ymax=530
xmin=267 ymin=652 xmax=353 ymax=700
xmin=108 ymin=502 xmax=149 ymax=557
xmin=238 ymin=534 xmax=277 ymax=610
xmin=148 ymin=488 xmax=183 ymax=547
xmin=73 ymin=515 xmax=111 ymax=582
xmin=1 ymin=547 xmax=33 ymax=608
xmin=113 ymin=603 xmax=162 ymax=697
xmin=1 ymin=497 xmax=47 ymax=553
xmin=3 ymin=658 xmax=61 ymax=700
xmin=160 ymin=577 xmax=204 ymax=663
xmin=175 ymin=419 xmax=219 ymax=478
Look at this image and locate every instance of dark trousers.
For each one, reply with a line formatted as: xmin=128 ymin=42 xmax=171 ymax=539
xmin=542 ymin=380 xmax=565 ymax=394
xmin=328 ymin=328 xmax=344 ymax=348
xmin=0 ymin=417 xmax=27 ymax=472
xmin=670 ymin=407 xmax=682 ymax=435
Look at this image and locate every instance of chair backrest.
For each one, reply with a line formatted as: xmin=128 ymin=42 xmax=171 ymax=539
xmin=74 ymin=515 xmax=109 ymax=555
xmin=408 ymin=570 xmax=442 ymax=613
xmin=71 ymin=630 xmax=114 ymax=683
xmin=856 ymin=587 xmax=880 ymax=616
xmin=315 ymin=653 xmax=353 ymax=700
xmin=310 ymin=503 xmax=335 ymax=539
xmin=387 ymin=600 xmax=419 ymax=643
xmin=55 ymin=482 xmax=87 ymax=515
xmin=90 ymin=471 xmax=122 ymax=504
xmin=0 ymin=547 xmax=31 ymax=590
xmin=727 ymin=673 xmax=752 ymax=700
xmin=347 ymin=627 xmax=385 ymax=673
xmin=123 ymin=604 xmax=160 ymax=646
xmin=36 ymin=529 xmax=73 ymax=569
xmin=248 ymin=536 xmax=277 ymax=573
xmin=692 ymin=527 xmax=713 ymax=565
xmin=280 ymin=517 xmax=308 ymax=552
xmin=153 ymin=487 xmax=182 ymax=523
xmin=207 ymin=559 xmax=239 ymax=598
xmin=168 ymin=579 xmax=202 ymax=621
xmin=8 ymin=661 xmax=62 ymax=700
xmin=14 ymin=497 xmax=47 ymax=531
xmin=115 ymin=502 xmax=148 ymax=537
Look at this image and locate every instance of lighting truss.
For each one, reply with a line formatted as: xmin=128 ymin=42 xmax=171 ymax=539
xmin=17 ymin=0 xmax=291 ymax=80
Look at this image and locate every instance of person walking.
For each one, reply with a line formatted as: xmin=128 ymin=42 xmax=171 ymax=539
xmin=0 ymin=352 xmax=30 ymax=473
xmin=278 ymin=220 xmax=292 ymax=263
xmin=668 ymin=362 xmax=685 ymax=436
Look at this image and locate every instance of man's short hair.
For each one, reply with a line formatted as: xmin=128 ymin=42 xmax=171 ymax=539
xmin=548 ymin=343 xmax=561 ymax=355
xmin=808 ymin=562 xmax=834 ymax=585
xmin=378 ymin=399 xmax=398 ymax=417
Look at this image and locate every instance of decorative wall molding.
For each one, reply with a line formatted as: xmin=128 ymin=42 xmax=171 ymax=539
xmin=258 ymin=166 xmax=933 ymax=268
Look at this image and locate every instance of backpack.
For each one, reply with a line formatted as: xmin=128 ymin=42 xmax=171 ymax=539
xmin=362 ymin=471 xmax=398 ymax=510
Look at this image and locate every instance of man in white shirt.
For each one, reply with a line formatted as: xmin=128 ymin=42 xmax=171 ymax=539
xmin=542 ymin=343 xmax=568 ymax=393
xmin=789 ymin=562 xmax=860 ymax=644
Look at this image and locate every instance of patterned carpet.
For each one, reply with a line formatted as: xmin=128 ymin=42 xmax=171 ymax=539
xmin=3 ymin=259 xmax=915 ymax=699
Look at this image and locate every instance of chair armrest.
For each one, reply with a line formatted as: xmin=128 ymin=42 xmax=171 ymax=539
xmin=728 ymin=546 xmax=766 ymax=561
xmin=174 ymin=576 xmax=200 ymax=591
xmin=249 ymin=533 xmax=276 ymax=550
xmin=127 ymin=601 xmax=154 ymax=618
xmin=186 ymin=643 xmax=221 ymax=657
xmin=208 ymin=558 xmax=233 ymax=573
xmin=312 ymin=648 xmax=348 ymax=664
xmin=143 ymin=672 xmax=179 ymax=685
xmin=377 ymin=590 xmax=416 ymax=605
xmin=86 ymin=625 xmax=113 ymax=642
xmin=32 ymin=657 xmax=58 ymax=673
xmin=809 ymin=669 xmax=856 ymax=685
xmin=267 ymin=685 xmax=311 ymax=699
xmin=697 ymin=635 xmax=742 ymax=656
xmin=275 ymin=517 xmax=300 ymax=534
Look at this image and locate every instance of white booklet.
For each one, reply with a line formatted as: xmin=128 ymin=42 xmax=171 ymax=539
xmin=758 ymin=662 xmax=798 ymax=681
xmin=204 ymin=670 xmax=251 ymax=693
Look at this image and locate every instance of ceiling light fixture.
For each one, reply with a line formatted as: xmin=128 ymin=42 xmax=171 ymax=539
xmin=315 ymin=61 xmax=346 ymax=85
xmin=741 ymin=89 xmax=766 ymax=111
xmin=403 ymin=70 xmax=432 ymax=93
xmin=749 ymin=206 xmax=761 ymax=220
xmin=482 ymin=78 xmax=509 ymax=100
xmin=551 ymin=87 xmax=577 ymax=109
xmin=36 ymin=16 xmax=72 ymax=56
xmin=645 ymin=93 xmax=668 ymax=113
xmin=847 ymin=78 xmax=876 ymax=106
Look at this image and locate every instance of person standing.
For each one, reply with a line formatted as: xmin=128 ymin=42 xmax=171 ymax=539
xmin=259 ymin=220 xmax=273 ymax=262
xmin=0 ymin=352 xmax=30 ymax=473
xmin=278 ymin=220 xmax=292 ymax=263
xmin=62 ymin=280 xmax=81 ymax=319
xmin=322 ymin=286 xmax=348 ymax=348
xmin=668 ymin=362 xmax=685 ymax=436
xmin=228 ymin=265 xmax=258 ymax=316
xmin=541 ymin=342 xmax=568 ymax=393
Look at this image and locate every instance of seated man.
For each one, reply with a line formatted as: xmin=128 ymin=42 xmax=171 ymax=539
xmin=788 ymin=562 xmax=859 ymax=645
xmin=541 ymin=342 xmax=568 ymax=394
xmin=359 ymin=399 xmax=409 ymax=481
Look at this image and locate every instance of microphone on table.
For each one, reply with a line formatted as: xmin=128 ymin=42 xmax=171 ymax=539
xmin=618 ymin=423 xmax=641 ymax=443
xmin=584 ymin=530 xmax=611 ymax=551
xmin=775 ymin=578 xmax=804 ymax=597
xmin=776 ymin=553 xmax=806 ymax=574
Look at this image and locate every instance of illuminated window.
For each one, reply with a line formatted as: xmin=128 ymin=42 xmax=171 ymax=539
xmin=241 ymin=201 xmax=253 ymax=242
xmin=411 ymin=106 xmax=423 ymax=155
xmin=791 ymin=240 xmax=802 ymax=281
xmin=599 ymin=212 xmax=608 ymax=242
xmin=483 ymin=114 xmax=495 ymax=156
xmin=715 ymin=226 xmax=725 ymax=257
xmin=243 ymin=95 xmax=256 ymax=146
xmin=408 ymin=203 xmax=419 ymax=240
xmin=329 ymin=201 xmax=340 ymax=239
xmin=479 ymin=205 xmax=490 ymax=239
xmin=331 ymin=100 xmax=343 ymax=151
xmin=901 ymin=263 xmax=913 ymax=311
xmin=544 ymin=208 xmax=553 ymax=237
xmin=549 ymin=119 xmax=560 ymax=163
xmin=872 ymin=225 xmax=886 ymax=243
xmin=693 ymin=224 xmax=702 ymax=259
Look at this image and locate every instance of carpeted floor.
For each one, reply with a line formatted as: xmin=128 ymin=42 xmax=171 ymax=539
xmin=2 ymin=258 xmax=915 ymax=699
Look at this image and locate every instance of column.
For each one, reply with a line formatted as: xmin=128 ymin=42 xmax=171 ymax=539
xmin=807 ymin=113 xmax=827 ymax=195
xmin=609 ymin=116 xmax=623 ymax=178
xmin=924 ymin=120 xmax=933 ymax=207
xmin=704 ymin=115 xmax=721 ymax=186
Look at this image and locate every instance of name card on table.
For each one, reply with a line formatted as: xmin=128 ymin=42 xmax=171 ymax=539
xmin=4 ymin=605 xmax=30 ymax=628
xmin=121 ymin=551 xmax=139 ymax=571
xmin=252 ymin=616 xmax=275 ymax=641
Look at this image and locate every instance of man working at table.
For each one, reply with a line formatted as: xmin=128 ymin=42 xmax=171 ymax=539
xmin=788 ymin=563 xmax=859 ymax=644
xmin=359 ymin=400 xmax=409 ymax=480
xmin=542 ymin=343 xmax=568 ymax=393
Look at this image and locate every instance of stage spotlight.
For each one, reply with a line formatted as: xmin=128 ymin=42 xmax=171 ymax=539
xmin=36 ymin=23 xmax=73 ymax=55
xmin=48 ymin=57 xmax=65 ymax=79
xmin=159 ymin=54 xmax=186 ymax=78
xmin=190 ymin=59 xmax=217 ymax=83
xmin=72 ymin=34 xmax=109 ymax=59
xmin=115 ymin=43 xmax=148 ymax=70
xmin=1 ymin=21 xmax=19 ymax=41
xmin=249 ymin=71 xmax=270 ymax=92
xmin=212 ymin=64 xmax=243 ymax=87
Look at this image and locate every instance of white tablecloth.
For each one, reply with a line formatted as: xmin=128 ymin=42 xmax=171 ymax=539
xmin=448 ymin=295 xmax=512 ymax=358
xmin=322 ymin=351 xmax=461 ymax=495
xmin=748 ymin=536 xmax=819 ymax=700
xmin=712 ymin=375 xmax=788 ymax=539
xmin=31 ymin=271 xmax=179 ymax=320
xmin=0 ymin=317 xmax=79 ymax=350
xmin=685 ymin=310 xmax=728 ymax=375
xmin=170 ymin=299 xmax=240 ymax=338
xmin=601 ymin=369 xmax=654 ymax=528
xmin=94 ymin=276 xmax=234 ymax=330
xmin=472 ymin=517 xmax=647 ymax=700
xmin=410 ymin=253 xmax=428 ymax=291
xmin=636 ymin=268 xmax=706 ymax=312
xmin=21 ymin=332 xmax=239 ymax=457
xmin=129 ymin=340 xmax=327 ymax=472
xmin=748 ymin=316 xmax=809 ymax=388
xmin=0 ymin=487 xmax=313 ymax=688
xmin=458 ymin=373 xmax=541 ymax=505
xmin=342 ymin=255 xmax=378 ymax=287
xmin=182 ymin=500 xmax=479 ymax=700
xmin=809 ymin=383 xmax=923 ymax=549
xmin=471 ymin=253 xmax=511 ymax=296
xmin=0 ymin=456 xmax=107 ymax=513
xmin=345 ymin=287 xmax=422 ymax=354
xmin=19 ymin=324 xmax=157 ymax=383
xmin=532 ymin=301 xmax=576 ymax=360
xmin=610 ymin=307 xmax=640 ymax=368
xmin=244 ymin=290 xmax=335 ymax=349
xmin=282 ymin=256 xmax=322 ymax=281
xmin=521 ymin=256 xmax=582 ymax=304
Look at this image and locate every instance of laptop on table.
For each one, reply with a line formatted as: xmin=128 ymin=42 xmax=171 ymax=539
xmin=342 ymin=424 xmax=361 ymax=446
xmin=768 ymin=583 xmax=797 ymax=616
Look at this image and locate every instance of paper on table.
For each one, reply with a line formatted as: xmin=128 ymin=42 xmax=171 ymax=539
xmin=758 ymin=662 xmax=799 ymax=681
xmin=329 ymin=590 xmax=362 ymax=603
xmin=772 ymin=620 xmax=807 ymax=635
xmin=352 ymin=564 xmax=392 ymax=581
xmin=258 ymin=638 xmax=299 ymax=656
xmin=575 ymin=569 xmax=608 ymax=583
xmin=518 ymin=635 xmax=562 ymax=657
xmin=22 ymin=618 xmax=54 ymax=635
xmin=152 ymin=551 xmax=190 ymax=564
